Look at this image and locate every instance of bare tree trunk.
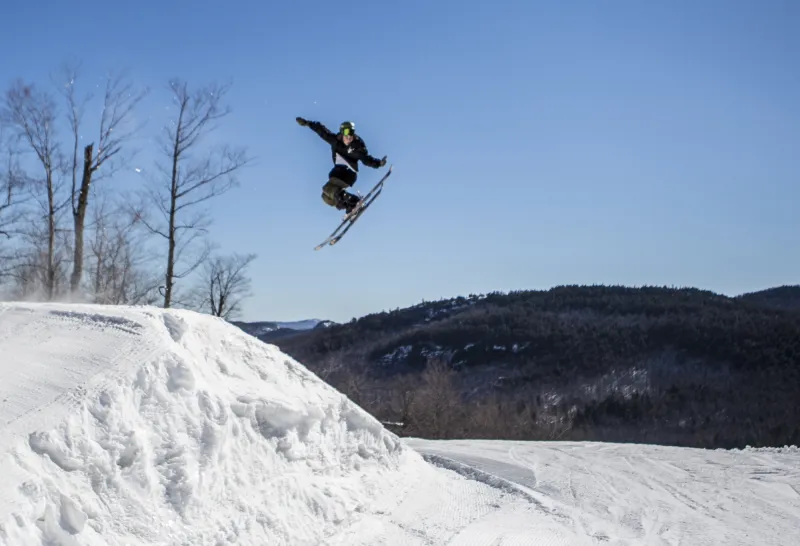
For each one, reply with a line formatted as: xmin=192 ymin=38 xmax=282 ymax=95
xmin=164 ymin=129 xmax=180 ymax=308
xmin=69 ymin=144 xmax=92 ymax=292
xmin=94 ymin=238 xmax=103 ymax=296
xmin=46 ymin=168 xmax=56 ymax=299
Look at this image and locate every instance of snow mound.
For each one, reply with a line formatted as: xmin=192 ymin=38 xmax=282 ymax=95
xmin=0 ymin=303 xmax=411 ymax=545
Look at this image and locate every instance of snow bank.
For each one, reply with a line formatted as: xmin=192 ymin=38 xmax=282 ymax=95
xmin=0 ymin=303 xmax=412 ymax=545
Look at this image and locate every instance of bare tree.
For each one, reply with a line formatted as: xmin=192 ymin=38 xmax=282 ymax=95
xmin=87 ymin=195 xmax=162 ymax=305
xmin=6 ymin=216 xmax=71 ymax=299
xmin=0 ymin=142 xmax=31 ymax=283
xmin=407 ymin=357 xmax=464 ymax=438
xmin=196 ymin=252 xmax=256 ymax=319
xmin=0 ymin=142 xmax=28 ymax=239
xmin=57 ymin=65 xmax=148 ymax=295
xmin=136 ymin=79 xmax=250 ymax=308
xmin=1 ymin=80 xmax=68 ymax=300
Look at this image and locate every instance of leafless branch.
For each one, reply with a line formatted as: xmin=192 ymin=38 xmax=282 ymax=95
xmin=86 ymin=194 xmax=161 ymax=305
xmin=93 ymin=68 xmax=149 ymax=179
xmin=53 ymin=62 xmax=91 ymax=217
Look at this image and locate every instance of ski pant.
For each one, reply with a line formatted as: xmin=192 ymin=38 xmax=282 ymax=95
xmin=321 ymin=165 xmax=358 ymax=209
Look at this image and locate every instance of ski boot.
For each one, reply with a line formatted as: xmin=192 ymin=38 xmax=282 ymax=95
xmin=338 ymin=190 xmax=364 ymax=221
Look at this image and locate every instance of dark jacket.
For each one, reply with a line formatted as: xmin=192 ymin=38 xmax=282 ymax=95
xmin=306 ymin=121 xmax=383 ymax=172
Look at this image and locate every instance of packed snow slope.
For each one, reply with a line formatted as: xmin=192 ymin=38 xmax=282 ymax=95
xmin=0 ymin=303 xmax=535 ymax=545
xmin=406 ymin=438 xmax=800 ymax=546
xmin=0 ymin=302 xmax=410 ymax=544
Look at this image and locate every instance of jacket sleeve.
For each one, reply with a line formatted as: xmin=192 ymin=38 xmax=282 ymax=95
xmin=347 ymin=141 xmax=383 ymax=168
xmin=307 ymin=121 xmax=337 ymax=145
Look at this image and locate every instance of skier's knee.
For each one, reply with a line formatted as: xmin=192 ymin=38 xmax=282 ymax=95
xmin=322 ymin=180 xmax=344 ymax=205
xmin=321 ymin=191 xmax=336 ymax=207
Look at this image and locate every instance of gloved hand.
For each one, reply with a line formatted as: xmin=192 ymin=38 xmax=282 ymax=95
xmin=296 ymin=116 xmax=309 ymax=126
xmin=379 ymin=156 xmax=387 ymax=167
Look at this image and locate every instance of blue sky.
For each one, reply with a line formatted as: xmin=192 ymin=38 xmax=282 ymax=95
xmin=1 ymin=0 xmax=798 ymax=322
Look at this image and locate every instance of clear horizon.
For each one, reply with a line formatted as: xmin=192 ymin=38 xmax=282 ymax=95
xmin=1 ymin=0 xmax=798 ymax=323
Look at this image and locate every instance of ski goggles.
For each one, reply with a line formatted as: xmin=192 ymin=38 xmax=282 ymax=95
xmin=341 ymin=127 xmax=354 ymax=136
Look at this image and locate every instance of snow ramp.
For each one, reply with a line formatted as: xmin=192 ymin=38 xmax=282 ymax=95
xmin=0 ymin=302 xmax=417 ymax=545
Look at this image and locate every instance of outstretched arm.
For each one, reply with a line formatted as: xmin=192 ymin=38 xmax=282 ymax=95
xmin=296 ymin=117 xmax=336 ymax=145
xmin=346 ymin=141 xmax=387 ymax=169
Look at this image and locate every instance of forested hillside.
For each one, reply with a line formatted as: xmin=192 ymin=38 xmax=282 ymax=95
xmin=268 ymin=285 xmax=800 ymax=450
xmin=737 ymin=285 xmax=800 ymax=311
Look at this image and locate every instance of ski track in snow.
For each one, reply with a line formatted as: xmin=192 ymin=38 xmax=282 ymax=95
xmin=405 ymin=438 xmax=800 ymax=545
xmin=0 ymin=301 xmax=797 ymax=545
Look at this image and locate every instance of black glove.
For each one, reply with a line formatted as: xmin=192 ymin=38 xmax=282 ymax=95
xmin=379 ymin=156 xmax=387 ymax=167
xmin=296 ymin=116 xmax=308 ymax=127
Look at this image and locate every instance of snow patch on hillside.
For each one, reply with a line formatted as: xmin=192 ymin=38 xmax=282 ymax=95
xmin=275 ymin=319 xmax=325 ymax=330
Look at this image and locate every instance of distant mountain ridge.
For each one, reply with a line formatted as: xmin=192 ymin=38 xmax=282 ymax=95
xmin=736 ymin=285 xmax=800 ymax=311
xmin=267 ymin=284 xmax=800 ymax=450
xmin=232 ymin=318 xmax=336 ymax=342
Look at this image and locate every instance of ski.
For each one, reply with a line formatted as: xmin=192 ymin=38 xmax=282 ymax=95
xmin=328 ymin=184 xmax=382 ymax=246
xmin=314 ymin=164 xmax=393 ymax=250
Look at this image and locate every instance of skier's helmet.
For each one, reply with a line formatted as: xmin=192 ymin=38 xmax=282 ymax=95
xmin=339 ymin=121 xmax=355 ymax=136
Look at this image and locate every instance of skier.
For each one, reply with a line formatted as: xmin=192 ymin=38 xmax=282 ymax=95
xmin=296 ymin=116 xmax=387 ymax=215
